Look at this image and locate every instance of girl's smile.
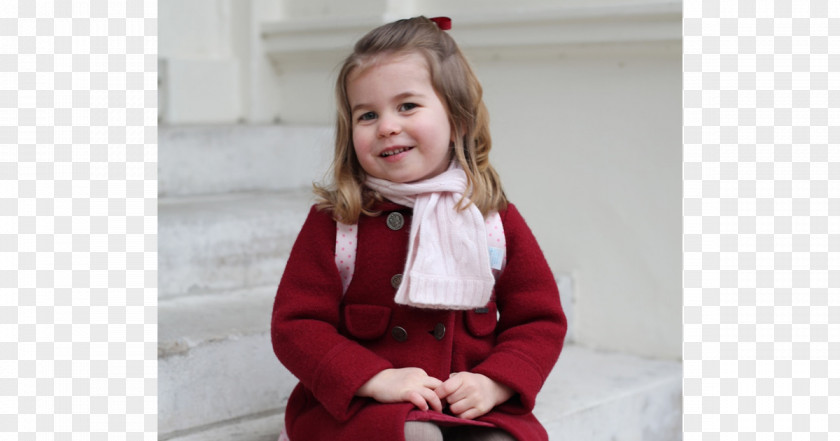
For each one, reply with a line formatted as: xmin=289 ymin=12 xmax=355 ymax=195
xmin=381 ymin=145 xmax=411 ymax=155
xmin=347 ymin=52 xmax=453 ymax=183
xmin=380 ymin=145 xmax=414 ymax=160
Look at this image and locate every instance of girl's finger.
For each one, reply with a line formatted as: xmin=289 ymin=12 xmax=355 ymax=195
xmin=406 ymin=391 xmax=429 ymax=411
xmin=421 ymin=388 xmax=443 ymax=413
xmin=455 ymin=399 xmax=491 ymax=420
xmin=444 ymin=383 xmax=470 ymax=405
xmin=435 ymin=375 xmax=462 ymax=400
xmin=448 ymin=396 xmax=472 ymax=415
xmin=425 ymin=376 xmax=443 ymax=390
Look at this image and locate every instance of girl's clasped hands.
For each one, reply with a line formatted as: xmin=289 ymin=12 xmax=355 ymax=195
xmin=357 ymin=367 xmax=514 ymax=420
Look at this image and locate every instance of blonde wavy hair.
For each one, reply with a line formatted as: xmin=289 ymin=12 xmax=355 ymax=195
xmin=314 ymin=16 xmax=507 ymax=223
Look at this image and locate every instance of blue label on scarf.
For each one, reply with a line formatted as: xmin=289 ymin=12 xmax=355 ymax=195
xmin=488 ymin=247 xmax=505 ymax=270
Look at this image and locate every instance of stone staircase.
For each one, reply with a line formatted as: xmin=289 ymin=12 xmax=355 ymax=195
xmin=157 ymin=124 xmax=682 ymax=440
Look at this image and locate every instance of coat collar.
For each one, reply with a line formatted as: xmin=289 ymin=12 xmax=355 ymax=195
xmin=371 ymin=199 xmax=412 ymax=213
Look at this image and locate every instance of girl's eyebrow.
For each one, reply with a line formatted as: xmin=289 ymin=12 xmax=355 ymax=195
xmin=351 ymin=91 xmax=424 ymax=114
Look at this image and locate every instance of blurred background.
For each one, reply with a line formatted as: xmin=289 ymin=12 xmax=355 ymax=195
xmin=157 ymin=1 xmax=683 ymax=440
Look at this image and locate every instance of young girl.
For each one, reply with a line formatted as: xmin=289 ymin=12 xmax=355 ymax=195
xmin=271 ymin=16 xmax=566 ymax=441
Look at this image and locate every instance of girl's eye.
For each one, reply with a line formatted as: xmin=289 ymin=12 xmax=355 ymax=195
xmin=358 ymin=111 xmax=377 ymax=121
xmin=398 ymin=103 xmax=418 ymax=112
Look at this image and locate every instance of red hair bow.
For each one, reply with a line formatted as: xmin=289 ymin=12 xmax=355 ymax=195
xmin=430 ymin=16 xmax=452 ymax=30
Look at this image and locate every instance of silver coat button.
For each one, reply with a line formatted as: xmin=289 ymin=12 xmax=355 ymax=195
xmin=391 ymin=274 xmax=403 ymax=289
xmin=386 ymin=212 xmax=405 ymax=230
xmin=392 ymin=326 xmax=408 ymax=342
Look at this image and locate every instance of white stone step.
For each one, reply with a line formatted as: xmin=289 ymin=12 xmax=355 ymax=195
xmin=165 ymin=344 xmax=681 ymax=440
xmin=158 ymin=189 xmax=314 ymax=300
xmin=158 ymin=124 xmax=333 ymax=197
xmin=161 ymin=410 xmax=284 ymax=441
xmin=158 ymin=286 xmax=298 ymax=439
xmin=537 ymin=345 xmax=682 ymax=440
xmin=160 ymin=281 xmax=680 ymax=440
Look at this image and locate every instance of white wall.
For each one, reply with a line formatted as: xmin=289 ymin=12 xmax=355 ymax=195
xmin=159 ymin=0 xmax=683 ymax=360
xmin=159 ymin=0 xmax=286 ymax=124
xmin=476 ymin=42 xmax=682 ymax=359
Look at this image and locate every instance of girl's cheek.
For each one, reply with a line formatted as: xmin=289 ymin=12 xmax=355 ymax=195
xmin=352 ymin=140 xmax=368 ymax=158
xmin=353 ymin=129 xmax=372 ymax=149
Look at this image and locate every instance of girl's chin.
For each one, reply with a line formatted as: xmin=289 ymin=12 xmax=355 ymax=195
xmin=366 ymin=164 xmax=448 ymax=183
xmin=376 ymin=174 xmax=426 ymax=184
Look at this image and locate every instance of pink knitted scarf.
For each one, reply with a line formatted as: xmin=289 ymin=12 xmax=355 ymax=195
xmin=365 ymin=165 xmax=495 ymax=310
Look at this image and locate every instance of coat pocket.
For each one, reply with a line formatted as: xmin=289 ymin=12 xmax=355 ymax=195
xmin=343 ymin=304 xmax=392 ymax=340
xmin=464 ymin=301 xmax=498 ymax=337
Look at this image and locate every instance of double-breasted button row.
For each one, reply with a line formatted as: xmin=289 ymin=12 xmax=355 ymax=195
xmin=386 ymin=212 xmax=405 ymax=230
xmin=391 ymin=323 xmax=446 ymax=342
xmin=388 ymin=211 xmax=407 ymax=343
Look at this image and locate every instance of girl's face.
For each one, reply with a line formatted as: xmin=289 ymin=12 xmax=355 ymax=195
xmin=347 ymin=52 xmax=454 ymax=184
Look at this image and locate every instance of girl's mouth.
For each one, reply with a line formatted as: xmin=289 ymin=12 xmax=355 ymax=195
xmin=380 ymin=147 xmax=413 ymax=157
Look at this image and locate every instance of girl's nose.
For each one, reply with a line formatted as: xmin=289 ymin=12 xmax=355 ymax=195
xmin=377 ymin=115 xmax=401 ymax=137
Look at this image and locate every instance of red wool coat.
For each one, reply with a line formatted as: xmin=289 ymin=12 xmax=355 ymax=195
xmin=271 ymin=202 xmax=566 ymax=441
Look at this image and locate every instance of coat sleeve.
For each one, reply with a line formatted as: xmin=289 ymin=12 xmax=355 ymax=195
xmin=271 ymin=205 xmax=393 ymax=421
xmin=471 ymin=203 xmax=567 ymax=413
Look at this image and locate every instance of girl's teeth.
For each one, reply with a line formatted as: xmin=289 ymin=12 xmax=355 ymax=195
xmin=382 ymin=147 xmax=410 ymax=157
